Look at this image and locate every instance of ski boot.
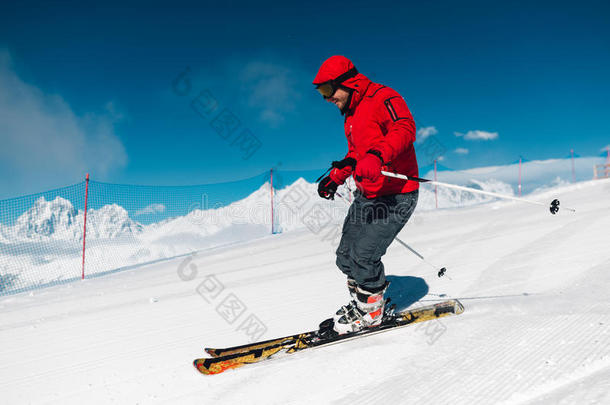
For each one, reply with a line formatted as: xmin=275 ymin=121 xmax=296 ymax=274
xmin=333 ymin=282 xmax=389 ymax=335
xmin=332 ymin=278 xmax=357 ymax=322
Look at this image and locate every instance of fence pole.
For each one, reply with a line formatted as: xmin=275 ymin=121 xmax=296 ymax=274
xmin=81 ymin=173 xmax=90 ymax=280
xmin=270 ymin=168 xmax=274 ymax=234
xmin=434 ymin=159 xmax=438 ymax=209
xmin=570 ymin=149 xmax=576 ymax=182
xmin=518 ymin=157 xmax=522 ymax=197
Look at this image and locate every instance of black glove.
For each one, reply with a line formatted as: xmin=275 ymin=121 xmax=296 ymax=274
xmin=317 ymin=176 xmax=339 ymax=200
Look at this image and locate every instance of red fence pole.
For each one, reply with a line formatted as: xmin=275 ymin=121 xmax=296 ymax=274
xmin=434 ymin=159 xmax=438 ymax=209
xmin=82 ymin=173 xmax=90 ymax=280
xmin=570 ymin=149 xmax=576 ymax=182
xmin=518 ymin=157 xmax=522 ymax=197
xmin=270 ymin=168 xmax=274 ymax=234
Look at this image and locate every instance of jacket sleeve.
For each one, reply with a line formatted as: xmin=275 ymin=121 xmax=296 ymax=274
xmin=370 ymin=95 xmax=416 ymax=164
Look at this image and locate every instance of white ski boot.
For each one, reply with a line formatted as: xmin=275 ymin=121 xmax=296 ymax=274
xmin=333 ymin=283 xmax=388 ymax=335
xmin=333 ymin=278 xmax=357 ymax=322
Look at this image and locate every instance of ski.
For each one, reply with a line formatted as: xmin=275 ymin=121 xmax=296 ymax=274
xmin=194 ymin=299 xmax=464 ymax=375
xmin=204 ymin=334 xmax=306 ymax=358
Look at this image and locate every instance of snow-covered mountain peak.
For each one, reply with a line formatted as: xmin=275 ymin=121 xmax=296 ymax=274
xmin=13 ymin=196 xmax=79 ymax=240
xmin=86 ymin=204 xmax=143 ymax=239
xmin=6 ymin=197 xmax=143 ymax=242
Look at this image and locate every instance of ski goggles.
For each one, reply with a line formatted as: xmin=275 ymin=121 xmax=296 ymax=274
xmin=315 ymin=67 xmax=358 ymax=99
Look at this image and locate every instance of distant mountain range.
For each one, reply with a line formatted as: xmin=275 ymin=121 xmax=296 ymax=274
xmin=2 ymin=156 xmax=602 ymax=244
xmin=0 ymin=177 xmax=335 ymax=244
xmin=1 ymin=196 xmax=143 ymax=242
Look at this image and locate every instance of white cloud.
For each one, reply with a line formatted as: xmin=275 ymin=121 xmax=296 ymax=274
xmin=454 ymin=130 xmax=499 ymax=141
xmin=437 ymin=156 xmax=445 ymax=162
xmin=416 ymin=126 xmax=438 ymax=144
xmin=237 ymin=60 xmax=303 ymax=127
xmin=134 ymin=204 xmax=166 ymax=217
xmin=600 ymin=145 xmax=610 ymax=152
xmin=454 ymin=148 xmax=469 ymax=154
xmin=0 ymin=50 xmax=127 ymax=196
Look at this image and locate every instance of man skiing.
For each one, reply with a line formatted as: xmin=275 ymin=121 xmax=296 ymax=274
xmin=314 ymin=55 xmax=419 ymax=335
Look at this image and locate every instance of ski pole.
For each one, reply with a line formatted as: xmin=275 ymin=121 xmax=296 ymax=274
xmin=381 ymin=171 xmax=576 ymax=214
xmin=392 ymin=238 xmax=450 ymax=279
xmin=335 ymin=191 xmax=448 ymax=278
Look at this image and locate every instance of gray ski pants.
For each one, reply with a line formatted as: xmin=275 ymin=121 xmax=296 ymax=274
xmin=336 ymin=189 xmax=418 ymax=290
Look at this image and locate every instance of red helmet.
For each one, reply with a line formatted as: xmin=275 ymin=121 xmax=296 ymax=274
xmin=313 ymin=55 xmax=358 ymax=85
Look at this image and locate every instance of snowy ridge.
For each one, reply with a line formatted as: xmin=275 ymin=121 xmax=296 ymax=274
xmin=0 ymin=177 xmax=522 ymax=244
xmin=422 ymin=156 xmax=605 ymax=195
xmin=417 ymin=178 xmax=516 ymax=210
xmin=3 ymin=155 xmax=601 ymax=244
xmin=0 ymin=178 xmax=342 ymax=244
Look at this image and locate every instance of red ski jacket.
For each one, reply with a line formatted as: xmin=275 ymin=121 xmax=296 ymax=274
xmin=314 ymin=56 xmax=419 ymax=198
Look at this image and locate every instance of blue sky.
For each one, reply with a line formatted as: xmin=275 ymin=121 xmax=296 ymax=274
xmin=1 ymin=0 xmax=609 ymax=198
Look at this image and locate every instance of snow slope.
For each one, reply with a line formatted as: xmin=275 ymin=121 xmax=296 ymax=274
xmin=0 ymin=178 xmax=609 ymax=404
